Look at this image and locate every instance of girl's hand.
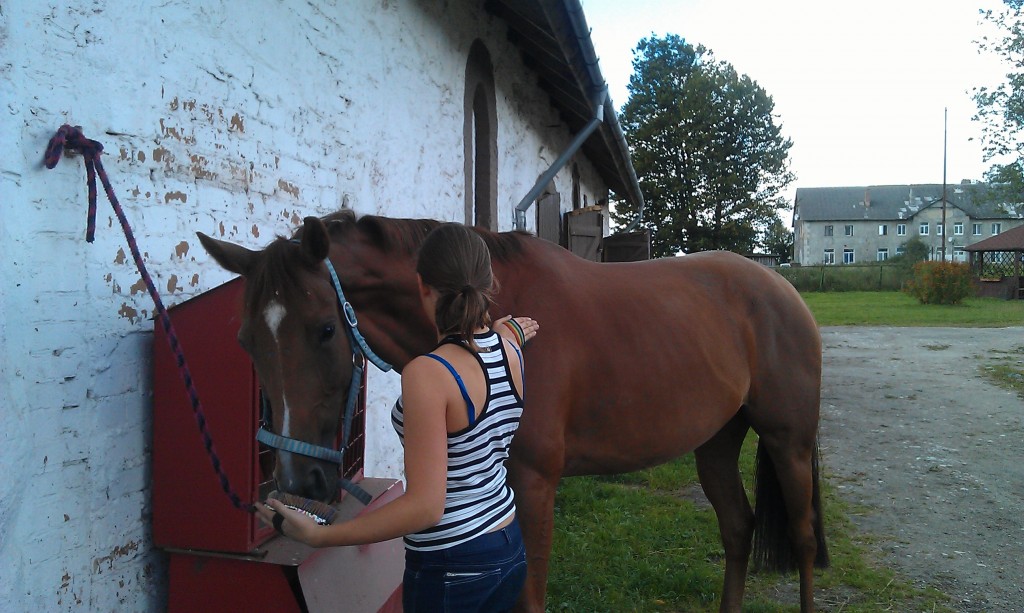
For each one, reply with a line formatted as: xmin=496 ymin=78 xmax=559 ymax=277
xmin=494 ymin=315 xmax=539 ymax=346
xmin=257 ymin=498 xmax=322 ymax=547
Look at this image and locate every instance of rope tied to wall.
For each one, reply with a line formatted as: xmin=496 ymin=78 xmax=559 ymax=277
xmin=44 ymin=124 xmax=256 ymax=514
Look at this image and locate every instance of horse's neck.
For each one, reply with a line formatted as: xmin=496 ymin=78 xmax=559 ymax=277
xmin=334 ymin=249 xmax=436 ymax=372
xmin=337 ymin=229 xmax=577 ymax=371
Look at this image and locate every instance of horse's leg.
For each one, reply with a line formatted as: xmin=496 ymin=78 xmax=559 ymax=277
xmin=760 ymin=436 xmax=819 ymax=612
xmin=695 ymin=412 xmax=754 ymax=613
xmin=750 ymin=392 xmax=823 ymax=613
xmin=507 ymin=460 xmax=561 ymax=613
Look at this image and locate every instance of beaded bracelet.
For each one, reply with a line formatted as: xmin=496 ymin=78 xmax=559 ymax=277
xmin=503 ymin=318 xmax=527 ymax=346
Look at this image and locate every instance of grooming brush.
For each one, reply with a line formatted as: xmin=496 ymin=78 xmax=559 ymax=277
xmin=268 ymin=491 xmax=338 ymax=525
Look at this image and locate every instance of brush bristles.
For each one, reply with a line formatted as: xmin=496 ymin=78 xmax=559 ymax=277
xmin=269 ymin=491 xmax=338 ymax=525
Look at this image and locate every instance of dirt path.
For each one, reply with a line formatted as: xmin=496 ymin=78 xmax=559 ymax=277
xmin=819 ymin=326 xmax=1024 ymax=612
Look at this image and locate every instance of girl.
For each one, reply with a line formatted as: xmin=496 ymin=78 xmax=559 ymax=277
xmin=258 ymin=222 xmax=537 ymax=612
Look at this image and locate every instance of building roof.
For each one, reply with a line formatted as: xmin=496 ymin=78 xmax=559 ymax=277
xmin=485 ymin=0 xmax=645 ymax=211
xmin=964 ymin=223 xmax=1024 ymax=252
xmin=794 ymin=183 xmax=1024 ymax=223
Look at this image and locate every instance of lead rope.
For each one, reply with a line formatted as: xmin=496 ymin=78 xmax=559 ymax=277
xmin=44 ymin=125 xmax=255 ymax=514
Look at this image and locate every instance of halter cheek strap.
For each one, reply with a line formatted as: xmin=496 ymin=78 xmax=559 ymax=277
xmin=255 ymin=255 xmax=393 ymax=506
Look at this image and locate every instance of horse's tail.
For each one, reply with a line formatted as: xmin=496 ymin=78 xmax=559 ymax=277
xmin=751 ymin=439 xmax=830 ymax=573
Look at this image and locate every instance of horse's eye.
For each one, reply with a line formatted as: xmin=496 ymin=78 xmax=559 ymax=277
xmin=320 ymin=323 xmax=337 ymax=343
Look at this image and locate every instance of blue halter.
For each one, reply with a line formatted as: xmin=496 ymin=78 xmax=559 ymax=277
xmin=256 ymin=257 xmax=393 ymax=505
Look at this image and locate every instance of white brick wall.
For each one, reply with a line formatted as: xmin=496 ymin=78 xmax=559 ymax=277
xmin=0 ymin=1 xmax=610 ymax=610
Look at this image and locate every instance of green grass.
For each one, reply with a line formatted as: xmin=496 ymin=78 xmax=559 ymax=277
xmin=801 ymin=291 xmax=1024 ymax=327
xmin=548 ymin=435 xmax=951 ymax=612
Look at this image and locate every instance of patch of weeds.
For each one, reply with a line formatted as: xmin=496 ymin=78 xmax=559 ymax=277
xmin=979 ymin=345 xmax=1024 ymax=399
xmin=923 ymin=343 xmax=951 ymax=351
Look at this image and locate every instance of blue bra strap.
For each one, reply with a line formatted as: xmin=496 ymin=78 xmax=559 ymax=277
xmin=509 ymin=343 xmax=524 ymax=378
xmin=424 ymin=353 xmax=477 ymax=425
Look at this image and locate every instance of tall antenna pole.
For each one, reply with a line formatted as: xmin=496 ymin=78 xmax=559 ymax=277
xmin=942 ymin=107 xmax=948 ymax=261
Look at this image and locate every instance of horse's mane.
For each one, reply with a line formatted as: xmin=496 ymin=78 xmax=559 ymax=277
xmin=242 ymin=209 xmax=530 ymax=316
xmin=332 ymin=209 xmax=529 ymax=262
xmin=242 ymin=235 xmax=315 ymax=317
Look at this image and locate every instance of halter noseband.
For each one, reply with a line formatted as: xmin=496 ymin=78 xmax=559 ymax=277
xmin=256 ymin=255 xmax=393 ymax=505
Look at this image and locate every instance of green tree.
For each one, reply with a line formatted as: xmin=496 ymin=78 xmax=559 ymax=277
xmin=973 ymin=1 xmax=1024 ymax=204
xmin=888 ymin=237 xmax=929 ymax=266
xmin=762 ymin=219 xmax=794 ymax=263
xmin=612 ymin=35 xmax=794 ymax=258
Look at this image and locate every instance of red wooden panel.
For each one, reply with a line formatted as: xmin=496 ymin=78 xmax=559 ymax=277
xmin=166 ymin=554 xmax=303 ymax=613
xmin=152 ymin=277 xmax=264 ymax=552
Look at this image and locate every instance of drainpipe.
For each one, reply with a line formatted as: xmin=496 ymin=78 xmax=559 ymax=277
xmin=514 ymin=91 xmax=606 ymax=230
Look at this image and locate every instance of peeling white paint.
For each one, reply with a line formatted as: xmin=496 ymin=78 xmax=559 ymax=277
xmin=0 ymin=0 xmax=612 ymax=610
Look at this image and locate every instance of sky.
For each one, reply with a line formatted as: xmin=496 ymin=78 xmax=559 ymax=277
xmin=581 ymin=0 xmax=1009 ymax=194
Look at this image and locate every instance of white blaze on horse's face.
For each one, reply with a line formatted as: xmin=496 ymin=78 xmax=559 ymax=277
xmin=263 ymin=300 xmax=292 ymax=438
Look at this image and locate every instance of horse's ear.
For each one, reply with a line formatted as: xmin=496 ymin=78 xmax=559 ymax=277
xmin=196 ymin=232 xmax=257 ymax=276
xmin=300 ymin=216 xmax=331 ymax=264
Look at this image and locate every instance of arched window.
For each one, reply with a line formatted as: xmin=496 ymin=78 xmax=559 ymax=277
xmin=464 ymin=40 xmax=497 ymax=230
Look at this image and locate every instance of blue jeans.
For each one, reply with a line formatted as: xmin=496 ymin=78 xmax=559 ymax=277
xmin=403 ymin=518 xmax=527 ymax=613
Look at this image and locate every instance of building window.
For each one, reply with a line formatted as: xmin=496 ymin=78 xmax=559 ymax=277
xmin=954 ymin=222 xmax=964 ymax=236
xmin=877 ymin=248 xmax=889 ymax=261
xmin=843 ymin=248 xmax=855 ymax=264
xmin=897 ymin=223 xmax=906 ymax=236
xmin=937 ymin=223 xmax=944 ymax=236
xmin=973 ymin=223 xmax=982 ymax=235
xmin=844 ymin=224 xmax=854 ymax=236
xmin=992 ymin=223 xmax=1002 ymax=235
xmin=919 ymin=222 xmax=929 ymax=235
xmin=464 ymin=40 xmax=498 ymax=229
xmin=824 ymin=225 xmax=833 ymax=237
xmin=823 ymin=249 xmax=835 ymax=265
xmin=878 ymin=224 xmax=888 ymax=236
xmin=896 ymin=246 xmax=906 ymax=256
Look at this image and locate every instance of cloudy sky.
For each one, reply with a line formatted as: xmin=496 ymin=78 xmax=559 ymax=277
xmin=581 ymin=0 xmax=1009 ymax=192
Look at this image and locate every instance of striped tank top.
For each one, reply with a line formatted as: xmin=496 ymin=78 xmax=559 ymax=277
xmin=390 ymin=330 xmax=524 ymax=551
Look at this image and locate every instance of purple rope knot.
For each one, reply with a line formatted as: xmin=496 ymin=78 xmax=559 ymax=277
xmin=44 ymin=124 xmax=106 ymax=243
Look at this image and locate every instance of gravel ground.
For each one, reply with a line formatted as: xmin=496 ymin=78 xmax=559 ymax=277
xmin=819 ymin=326 xmax=1024 ymax=612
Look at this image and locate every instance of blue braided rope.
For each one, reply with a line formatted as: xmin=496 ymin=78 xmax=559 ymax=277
xmin=45 ymin=125 xmax=255 ymax=514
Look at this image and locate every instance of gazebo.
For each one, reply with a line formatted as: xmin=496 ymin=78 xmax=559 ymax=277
xmin=965 ymin=224 xmax=1024 ymax=299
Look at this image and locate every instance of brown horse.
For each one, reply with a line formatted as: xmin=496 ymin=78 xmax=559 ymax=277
xmin=197 ymin=210 xmax=828 ymax=613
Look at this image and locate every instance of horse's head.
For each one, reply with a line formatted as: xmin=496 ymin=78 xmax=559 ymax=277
xmin=197 ymin=217 xmax=354 ymax=502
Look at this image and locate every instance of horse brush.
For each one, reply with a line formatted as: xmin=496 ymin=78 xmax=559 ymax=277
xmin=268 ymin=490 xmax=338 ymax=525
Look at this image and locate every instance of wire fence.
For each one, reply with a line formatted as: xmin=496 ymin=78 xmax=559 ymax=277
xmin=776 ymin=263 xmax=916 ymax=292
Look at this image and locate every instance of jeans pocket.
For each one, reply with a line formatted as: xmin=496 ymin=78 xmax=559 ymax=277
xmin=478 ymin=559 xmax=527 ymax=613
xmin=443 ymin=568 xmax=502 ymax=613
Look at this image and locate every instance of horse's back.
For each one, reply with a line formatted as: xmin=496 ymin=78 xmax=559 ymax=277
xmin=511 ymin=249 xmax=818 ymax=474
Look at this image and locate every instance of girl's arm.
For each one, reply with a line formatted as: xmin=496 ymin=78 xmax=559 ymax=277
xmin=258 ymin=356 xmax=449 ymax=547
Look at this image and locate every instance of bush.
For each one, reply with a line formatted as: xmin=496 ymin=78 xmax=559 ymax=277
xmin=903 ymin=261 xmax=973 ymax=305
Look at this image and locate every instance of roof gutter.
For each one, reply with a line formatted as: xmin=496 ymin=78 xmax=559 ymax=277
xmin=513 ymin=0 xmax=645 ymax=231
xmin=558 ymin=0 xmax=646 ymax=230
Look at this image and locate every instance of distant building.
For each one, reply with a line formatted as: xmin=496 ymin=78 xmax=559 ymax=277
xmin=792 ymin=182 xmax=1024 ymax=265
